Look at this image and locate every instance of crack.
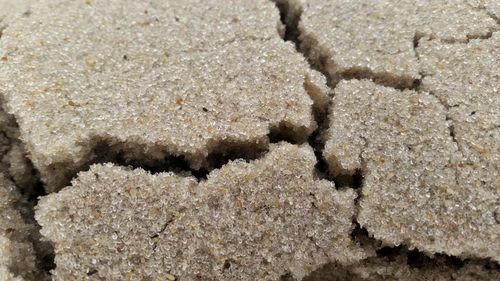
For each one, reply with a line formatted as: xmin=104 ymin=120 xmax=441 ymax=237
xmin=272 ymin=0 xmax=365 ymax=190
xmin=475 ymin=2 xmax=500 ymax=25
xmin=439 ymin=29 xmax=497 ymax=44
xmin=273 ymin=2 xmax=499 ymax=279
xmin=275 ymin=0 xmax=420 ymax=90
xmin=149 ymin=217 xmax=173 ymax=239
xmin=445 ymin=115 xmax=460 ymax=150
xmin=413 ymin=34 xmax=462 ymax=155
xmin=4 ymin=1 xmax=495 ymax=279
xmin=318 ymin=221 xmax=499 ymax=281
xmin=487 ymin=12 xmax=500 ymax=25
xmin=285 ymin=237 xmax=498 ymax=281
xmin=46 ymin=122 xmax=306 ymax=192
xmin=0 ymin=17 xmax=6 ymax=38
xmin=0 ymin=98 xmax=55 ymax=277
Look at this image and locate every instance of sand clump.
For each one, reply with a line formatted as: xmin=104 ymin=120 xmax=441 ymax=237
xmin=35 ymin=143 xmax=366 ymax=281
xmin=323 ymin=79 xmax=499 ymax=261
xmin=0 ymin=0 xmax=327 ymax=192
xmin=279 ymin=0 xmax=497 ymax=87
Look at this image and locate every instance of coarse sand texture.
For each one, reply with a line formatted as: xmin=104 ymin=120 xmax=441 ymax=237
xmin=0 ymin=0 xmax=327 ymax=192
xmin=0 ymin=0 xmax=38 ymax=195
xmin=36 ymin=143 xmax=366 ymax=281
xmin=0 ymin=0 xmax=498 ymax=280
xmin=323 ymin=79 xmax=499 ymax=261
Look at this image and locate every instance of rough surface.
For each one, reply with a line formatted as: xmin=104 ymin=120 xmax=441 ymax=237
xmin=285 ymin=0 xmax=497 ymax=87
xmin=302 ymin=255 xmax=500 ymax=281
xmin=1 ymin=0 xmax=499 ymax=280
xmin=0 ymin=0 xmax=30 ymax=24
xmin=36 ymin=143 xmax=366 ymax=280
xmin=418 ymin=33 xmax=499 ymax=206
xmin=484 ymin=0 xmax=500 ymax=19
xmin=0 ymin=0 xmax=327 ymax=191
xmin=0 ymin=0 xmax=38 ymax=196
xmin=323 ymin=79 xmax=499 ymax=261
xmin=0 ymin=174 xmax=41 ymax=281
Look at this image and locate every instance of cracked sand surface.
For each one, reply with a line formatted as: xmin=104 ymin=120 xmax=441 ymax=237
xmin=36 ymin=143 xmax=366 ymax=281
xmin=0 ymin=0 xmax=498 ymax=280
xmin=0 ymin=0 xmax=37 ymax=196
xmin=324 ymin=79 xmax=498 ymax=261
xmin=281 ymin=0 xmax=497 ymax=87
xmin=0 ymin=0 xmax=327 ymax=192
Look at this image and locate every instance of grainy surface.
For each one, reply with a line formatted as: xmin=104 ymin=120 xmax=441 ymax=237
xmin=0 ymin=175 xmax=41 ymax=281
xmin=36 ymin=143 xmax=366 ymax=281
xmin=288 ymin=0 xmax=497 ymax=86
xmin=324 ymin=79 xmax=499 ymax=261
xmin=304 ymin=254 xmax=500 ymax=281
xmin=0 ymin=0 xmax=327 ymax=191
xmin=0 ymin=0 xmax=37 ymax=195
xmin=418 ymin=33 xmax=499 ymax=197
xmin=0 ymin=0 xmax=498 ymax=280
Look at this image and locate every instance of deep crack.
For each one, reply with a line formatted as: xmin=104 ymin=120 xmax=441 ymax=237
xmin=2 ymin=1 xmax=498 ymax=279
xmin=47 ymin=123 xmax=308 ymax=192
xmin=0 ymin=96 xmax=56 ymax=277
xmin=273 ymin=0 xmax=365 ymax=190
xmin=273 ymin=1 xmax=500 ymax=278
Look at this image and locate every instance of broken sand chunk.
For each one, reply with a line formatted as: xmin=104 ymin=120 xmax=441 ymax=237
xmin=323 ymin=80 xmax=499 ymax=261
xmin=0 ymin=0 xmax=327 ymax=192
xmin=0 ymin=174 xmax=41 ymax=281
xmin=417 ymin=35 xmax=499 ymax=258
xmin=281 ymin=0 xmax=497 ymax=87
xmin=36 ymin=143 xmax=366 ymax=281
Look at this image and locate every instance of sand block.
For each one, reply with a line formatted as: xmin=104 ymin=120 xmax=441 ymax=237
xmin=323 ymin=79 xmax=499 ymax=261
xmin=0 ymin=0 xmax=326 ymax=191
xmin=36 ymin=143 xmax=366 ymax=281
xmin=0 ymin=175 xmax=41 ymax=280
xmin=418 ymin=34 xmax=499 ymax=194
xmin=281 ymin=0 xmax=497 ymax=87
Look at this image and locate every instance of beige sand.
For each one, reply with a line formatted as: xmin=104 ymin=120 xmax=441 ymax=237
xmin=36 ymin=143 xmax=366 ymax=281
xmin=324 ymin=79 xmax=498 ymax=261
xmin=0 ymin=0 xmax=327 ymax=191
